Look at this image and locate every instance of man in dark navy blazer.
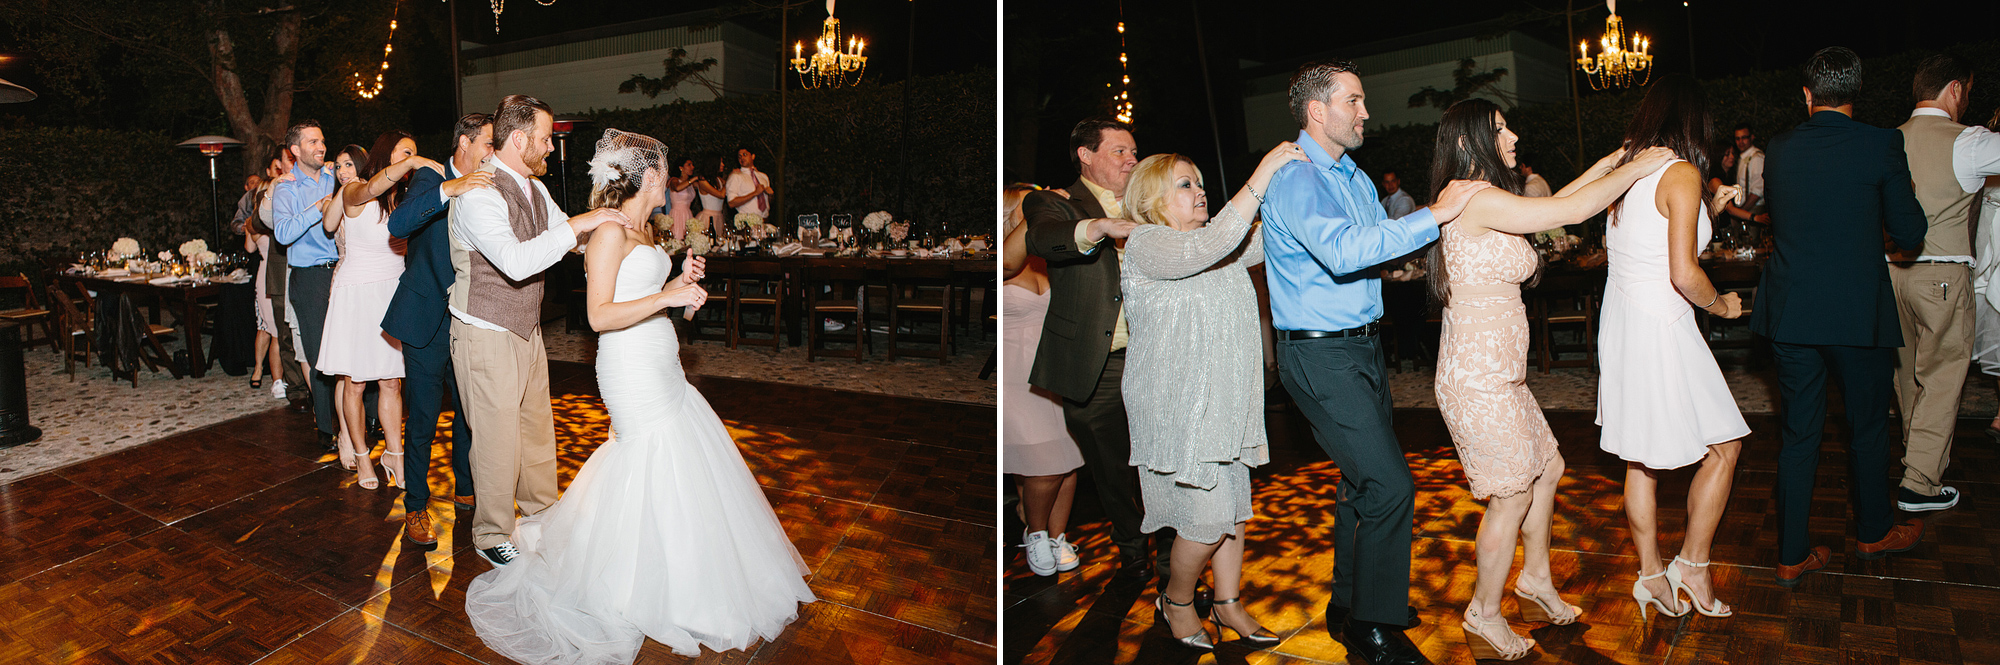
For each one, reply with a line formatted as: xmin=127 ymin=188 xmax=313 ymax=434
xmin=382 ymin=113 xmax=496 ymax=549
xmin=1752 ymin=47 xmax=1930 ymax=587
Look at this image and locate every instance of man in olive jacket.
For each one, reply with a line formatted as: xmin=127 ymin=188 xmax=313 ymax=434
xmin=1752 ymin=47 xmax=1929 ymax=587
xmin=1022 ymin=118 xmax=1162 ymax=581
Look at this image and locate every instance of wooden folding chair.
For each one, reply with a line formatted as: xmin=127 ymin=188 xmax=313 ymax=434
xmin=887 ymin=262 xmax=954 ymax=363
xmin=46 ymin=283 xmax=94 ymax=380
xmin=0 ymin=273 xmax=57 ymax=353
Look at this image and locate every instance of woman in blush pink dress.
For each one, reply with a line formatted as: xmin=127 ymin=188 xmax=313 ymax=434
xmin=1001 ymin=183 xmax=1085 ymax=578
xmin=1427 ymin=98 xmax=1676 ymax=659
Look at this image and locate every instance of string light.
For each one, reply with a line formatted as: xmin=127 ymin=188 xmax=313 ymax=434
xmin=1112 ymin=3 xmax=1132 ymax=123
xmin=488 ymin=0 xmax=561 ymax=35
xmin=351 ymin=0 xmax=402 ymax=99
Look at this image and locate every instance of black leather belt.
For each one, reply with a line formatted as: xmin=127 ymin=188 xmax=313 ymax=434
xmin=1279 ymin=323 xmax=1378 ymax=340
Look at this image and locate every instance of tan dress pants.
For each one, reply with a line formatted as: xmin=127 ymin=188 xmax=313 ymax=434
xmin=1889 ymin=262 xmax=1972 ymax=495
xmin=450 ymin=319 xmax=559 ymax=550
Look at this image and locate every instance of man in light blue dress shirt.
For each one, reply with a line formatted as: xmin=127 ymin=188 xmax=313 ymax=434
xmin=271 ymin=120 xmax=341 ymax=444
xmin=1258 ymin=60 xmax=1487 ymax=665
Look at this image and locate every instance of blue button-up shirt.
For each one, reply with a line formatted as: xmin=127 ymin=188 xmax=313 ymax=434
xmin=272 ymin=160 xmax=340 ymax=267
xmin=1260 ymin=130 xmax=1439 ymax=331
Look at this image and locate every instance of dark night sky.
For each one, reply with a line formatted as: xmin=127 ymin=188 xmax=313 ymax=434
xmin=1005 ymin=0 xmax=2000 ymax=186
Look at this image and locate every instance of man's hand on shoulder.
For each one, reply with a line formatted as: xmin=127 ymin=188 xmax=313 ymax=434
xmin=1427 ymin=179 xmax=1495 ymax=223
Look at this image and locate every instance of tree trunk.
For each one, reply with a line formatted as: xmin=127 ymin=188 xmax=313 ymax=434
xmin=205 ymin=10 xmax=302 ymax=173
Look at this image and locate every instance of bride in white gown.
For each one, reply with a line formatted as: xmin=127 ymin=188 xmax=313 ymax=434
xmin=465 ymin=129 xmax=816 ymax=664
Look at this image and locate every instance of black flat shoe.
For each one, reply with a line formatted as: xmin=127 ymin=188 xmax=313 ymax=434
xmin=1342 ymin=620 xmax=1432 ymax=665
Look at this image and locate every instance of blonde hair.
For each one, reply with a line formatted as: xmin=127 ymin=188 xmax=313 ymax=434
xmin=1124 ymin=154 xmax=1201 ymax=227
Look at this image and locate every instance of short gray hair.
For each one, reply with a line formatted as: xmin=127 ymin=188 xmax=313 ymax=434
xmin=1289 ymin=60 xmax=1359 ymax=128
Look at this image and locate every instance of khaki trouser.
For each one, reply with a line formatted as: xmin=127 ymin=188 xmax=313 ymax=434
xmin=1889 ymin=263 xmax=1972 ymax=495
xmin=450 ymin=319 xmax=558 ymax=550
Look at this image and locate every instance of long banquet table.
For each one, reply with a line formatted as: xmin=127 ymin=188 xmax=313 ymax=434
xmin=52 ymin=273 xmax=252 ymax=379
xmin=695 ymin=253 xmax=995 ymax=347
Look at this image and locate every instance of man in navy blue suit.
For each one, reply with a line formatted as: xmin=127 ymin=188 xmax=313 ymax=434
xmin=382 ymin=113 xmax=496 ymax=549
xmin=1752 ymin=47 xmax=1930 ymax=587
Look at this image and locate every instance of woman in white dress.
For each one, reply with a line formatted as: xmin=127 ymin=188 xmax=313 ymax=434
xmin=1968 ymin=110 xmax=2000 ymax=440
xmin=1597 ymin=75 xmax=1751 ymax=620
xmin=465 ymin=129 xmax=814 ymax=664
xmin=1000 ymin=183 xmax=1085 ymax=577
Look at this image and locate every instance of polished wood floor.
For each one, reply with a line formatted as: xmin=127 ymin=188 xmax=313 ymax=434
xmin=1004 ymin=407 xmax=2000 ymax=665
xmin=0 ymin=360 xmax=996 ymax=664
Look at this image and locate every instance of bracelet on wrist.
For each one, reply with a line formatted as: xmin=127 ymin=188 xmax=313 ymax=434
xmin=1247 ymin=184 xmax=1265 ymax=204
xmin=1700 ymin=292 xmax=1720 ymax=309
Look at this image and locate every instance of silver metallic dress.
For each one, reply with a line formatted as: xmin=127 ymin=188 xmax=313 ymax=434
xmin=1122 ymin=202 xmax=1270 ymax=544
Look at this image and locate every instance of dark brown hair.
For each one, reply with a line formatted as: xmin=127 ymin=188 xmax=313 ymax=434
xmin=1912 ymin=53 xmax=1974 ymax=105
xmin=491 ymin=94 xmax=552 ymax=152
xmin=1067 ymin=118 xmax=1134 ymax=172
xmin=1425 ymin=98 xmax=1528 ymax=304
xmin=1804 ymin=46 xmax=1863 ymax=108
xmin=362 ymin=131 xmax=414 ymax=212
xmin=1612 ymin=75 xmax=1714 ymax=179
xmin=282 ymin=120 xmax=320 ymax=149
xmin=1288 ymin=60 xmax=1360 ymax=129
xmin=453 ymin=112 xmax=493 ymax=154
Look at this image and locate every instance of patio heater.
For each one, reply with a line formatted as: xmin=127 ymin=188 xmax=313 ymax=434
xmin=0 ymin=77 xmax=37 ymax=447
xmin=177 ymin=135 xmax=245 ymax=245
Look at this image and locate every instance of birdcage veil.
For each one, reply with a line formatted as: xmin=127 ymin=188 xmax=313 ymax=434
xmin=586 ymin=128 xmax=669 ymax=193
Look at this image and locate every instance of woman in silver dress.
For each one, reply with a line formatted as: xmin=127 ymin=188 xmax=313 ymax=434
xmin=1113 ymin=141 xmax=1302 ymax=651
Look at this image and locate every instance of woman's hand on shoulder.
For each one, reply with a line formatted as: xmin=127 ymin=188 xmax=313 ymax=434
xmin=1621 ymin=147 xmax=1679 ymax=175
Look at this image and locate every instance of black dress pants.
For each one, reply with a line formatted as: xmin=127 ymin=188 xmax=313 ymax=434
xmin=1769 ymin=341 xmax=1896 ymax=565
xmin=1276 ymin=333 xmax=1416 ymax=626
xmin=1059 ymin=350 xmax=1162 ymax=570
xmin=288 ymin=264 xmax=337 ymax=436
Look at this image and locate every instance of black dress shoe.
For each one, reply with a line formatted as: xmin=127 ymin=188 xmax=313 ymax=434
xmin=316 ymin=431 xmax=337 ymax=452
xmin=1116 ymin=556 xmax=1155 ymax=581
xmin=287 ymin=398 xmax=311 ymax=414
xmin=1326 ymin=600 xmax=1420 ymax=632
xmin=1342 ymin=620 xmax=1432 ymax=665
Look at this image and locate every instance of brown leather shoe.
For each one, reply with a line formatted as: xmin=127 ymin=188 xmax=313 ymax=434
xmin=1775 ymin=545 xmax=1831 ymax=588
xmin=403 ymin=509 xmax=438 ymax=550
xmin=1856 ymin=519 xmax=1923 ymax=560
xmin=454 ymin=494 xmax=476 ymax=511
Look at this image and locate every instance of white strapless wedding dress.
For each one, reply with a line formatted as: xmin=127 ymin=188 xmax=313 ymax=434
xmin=465 ymin=244 xmax=815 ymax=663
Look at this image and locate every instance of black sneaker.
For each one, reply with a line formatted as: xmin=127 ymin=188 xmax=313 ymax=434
xmin=1897 ymin=486 xmax=1959 ymax=512
xmin=477 ymin=542 xmax=521 ymax=566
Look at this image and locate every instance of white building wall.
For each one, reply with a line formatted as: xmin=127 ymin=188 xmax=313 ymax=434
xmin=462 ymin=41 xmax=729 ymax=115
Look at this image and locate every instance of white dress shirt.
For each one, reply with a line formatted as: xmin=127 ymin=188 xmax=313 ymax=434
xmin=1735 ymin=145 xmax=1765 ymax=202
xmin=447 ymin=159 xmax=577 ymax=332
xmin=726 ymin=168 xmax=771 ymax=217
xmin=1521 ymin=173 xmax=1552 ymax=198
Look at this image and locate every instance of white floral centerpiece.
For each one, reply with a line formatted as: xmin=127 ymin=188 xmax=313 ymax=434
xmin=178 ymin=239 xmax=209 ymax=261
xmin=662 ymin=237 xmax=688 ymax=256
xmin=887 ymin=221 xmax=911 ymax=243
xmin=861 ymin=211 xmax=892 ymax=234
xmin=733 ymin=212 xmax=765 ymax=231
xmin=687 ymin=232 xmax=713 ymax=256
xmin=109 ymin=238 xmax=141 ymax=261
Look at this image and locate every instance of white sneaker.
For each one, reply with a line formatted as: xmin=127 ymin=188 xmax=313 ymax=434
xmin=823 ymin=318 xmax=847 ymax=332
xmin=271 ymin=379 xmax=287 ymax=400
xmin=1052 ymin=533 xmax=1080 ymax=572
xmin=1023 ymin=530 xmax=1057 ymax=576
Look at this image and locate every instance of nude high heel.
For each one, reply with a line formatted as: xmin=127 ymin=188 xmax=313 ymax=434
xmin=1462 ymin=604 xmax=1534 ymax=661
xmin=1667 ymin=555 xmax=1733 ymax=617
xmin=1513 ymin=586 xmax=1581 ymax=625
xmin=1633 ymin=566 xmax=1688 ymax=621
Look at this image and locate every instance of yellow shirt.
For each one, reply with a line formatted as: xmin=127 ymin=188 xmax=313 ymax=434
xmin=1071 ymin=177 xmax=1129 ymax=352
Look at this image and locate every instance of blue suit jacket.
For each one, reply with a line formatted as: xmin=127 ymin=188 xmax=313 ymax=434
xmin=1750 ymin=111 xmax=1928 ymax=347
xmin=382 ymin=165 xmax=455 ymax=349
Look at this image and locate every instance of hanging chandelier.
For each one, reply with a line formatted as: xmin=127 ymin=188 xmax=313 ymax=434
xmin=487 ymin=0 xmax=559 ymax=35
xmin=1576 ymin=0 xmax=1652 ymax=90
xmin=792 ymin=0 xmax=867 ymax=89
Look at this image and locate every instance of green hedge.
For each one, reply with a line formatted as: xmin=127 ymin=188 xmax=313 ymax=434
xmin=1350 ymin=41 xmax=2000 ymax=209
xmin=571 ymin=69 xmax=996 ymax=239
xmin=0 ymin=127 xmax=235 ymax=267
xmin=0 ymin=69 xmax=997 ymax=269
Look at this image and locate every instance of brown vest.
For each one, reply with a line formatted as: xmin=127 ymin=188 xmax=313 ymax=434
xmin=1898 ymin=114 xmax=1977 ymax=258
xmin=465 ymin=172 xmax=550 ymax=339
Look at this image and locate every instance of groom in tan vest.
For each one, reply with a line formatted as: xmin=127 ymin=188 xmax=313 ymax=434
xmin=449 ymin=94 xmax=631 ymax=565
xmin=1891 ymin=54 xmax=2000 ymax=514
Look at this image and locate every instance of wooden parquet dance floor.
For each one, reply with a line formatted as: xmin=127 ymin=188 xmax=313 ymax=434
xmin=0 ymin=360 xmax=996 ymax=665
xmin=1005 ymin=407 xmax=2000 ymax=665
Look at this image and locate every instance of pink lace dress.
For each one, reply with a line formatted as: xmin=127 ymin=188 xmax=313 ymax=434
xmin=1433 ymin=223 xmax=1560 ymax=499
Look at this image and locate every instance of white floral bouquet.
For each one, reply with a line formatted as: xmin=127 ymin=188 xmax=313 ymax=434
xmin=158 ymin=250 xmax=174 ymax=262
xmin=733 ymin=212 xmax=765 ymax=231
xmin=178 ymin=239 xmax=209 ymax=260
xmin=887 ymin=221 xmax=911 ymax=243
xmin=687 ymin=232 xmax=713 ymax=256
xmin=861 ymin=211 xmax=893 ymax=233
xmin=662 ymin=237 xmax=688 ymax=256
xmin=110 ymin=238 xmax=141 ymax=260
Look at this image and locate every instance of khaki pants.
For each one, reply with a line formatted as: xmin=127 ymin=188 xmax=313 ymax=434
xmin=1889 ymin=263 xmax=1972 ymax=495
xmin=450 ymin=319 xmax=558 ymax=550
